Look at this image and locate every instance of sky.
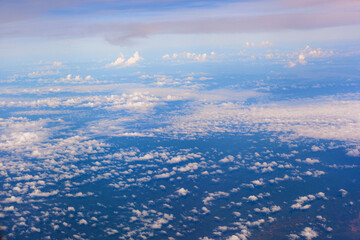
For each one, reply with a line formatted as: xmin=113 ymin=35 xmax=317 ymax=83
xmin=1 ymin=1 xmax=360 ymax=240
xmin=1 ymin=0 xmax=360 ymax=65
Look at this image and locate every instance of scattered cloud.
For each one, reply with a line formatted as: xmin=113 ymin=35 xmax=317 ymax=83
xmin=287 ymin=46 xmax=334 ymax=67
xmin=106 ymin=51 xmax=143 ymax=68
xmin=162 ymin=51 xmax=215 ymax=62
xmin=300 ymin=227 xmax=318 ymax=240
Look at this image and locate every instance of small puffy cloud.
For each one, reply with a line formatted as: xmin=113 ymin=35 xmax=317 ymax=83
xmin=219 ymin=155 xmax=234 ymax=163
xmin=176 ymin=188 xmax=190 ymax=196
xmin=53 ymin=61 xmax=62 ymax=67
xmin=246 ymin=41 xmax=273 ymax=47
xmin=227 ymin=235 xmax=240 ymax=240
xmin=291 ymin=193 xmax=325 ymax=210
xmin=28 ymin=70 xmax=59 ymax=78
xmin=1 ymin=196 xmax=22 ymax=203
xmin=303 ymin=158 xmax=320 ymax=164
xmin=254 ymin=205 xmax=281 ymax=214
xmin=106 ymin=51 xmax=143 ymax=68
xmin=124 ymin=51 xmax=144 ymax=66
xmin=246 ymin=218 xmax=265 ymax=227
xmin=311 ymin=145 xmax=323 ymax=152
xmin=68 ymin=207 xmax=75 ymax=211
xmin=247 ymin=195 xmax=258 ymax=202
xmin=245 ymin=41 xmax=255 ymax=47
xmin=287 ymin=45 xmax=334 ymax=67
xmin=254 ymin=207 xmax=271 ymax=214
xmin=29 ymin=189 xmax=59 ymax=197
xmin=57 ymin=74 xmax=94 ymax=84
xmin=300 ymin=227 xmax=318 ymax=240
xmin=154 ymin=172 xmax=173 ymax=179
xmin=78 ymin=219 xmax=88 ymax=225
xmin=288 ymin=234 xmax=300 ymax=240
xmin=31 ymin=227 xmax=40 ymax=232
xmin=271 ymin=205 xmax=281 ymax=212
xmin=346 ymin=147 xmax=360 ymax=157
xmin=291 ymin=203 xmax=311 ymax=210
xmin=162 ymin=51 xmax=215 ymax=62
xmin=106 ymin=53 xmax=125 ymax=67
xmin=259 ymin=41 xmax=273 ymax=47
xmin=251 ymin=179 xmax=264 ymax=186
xmin=339 ymin=189 xmax=348 ymax=197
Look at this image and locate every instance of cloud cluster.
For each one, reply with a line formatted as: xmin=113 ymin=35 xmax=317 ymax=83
xmin=162 ymin=51 xmax=215 ymax=62
xmin=287 ymin=46 xmax=334 ymax=67
xmin=106 ymin=51 xmax=143 ymax=68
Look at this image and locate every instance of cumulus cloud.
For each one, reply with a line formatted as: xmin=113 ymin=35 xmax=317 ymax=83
xmin=52 ymin=61 xmax=62 ymax=67
xmin=57 ymin=74 xmax=94 ymax=84
xmin=339 ymin=189 xmax=348 ymax=197
xmin=29 ymin=189 xmax=59 ymax=197
xmin=247 ymin=195 xmax=258 ymax=202
xmin=106 ymin=51 xmax=143 ymax=68
xmin=1 ymin=196 xmax=22 ymax=203
xmin=300 ymin=227 xmax=318 ymax=240
xmin=346 ymin=147 xmax=360 ymax=157
xmin=302 ymin=158 xmax=320 ymax=164
xmin=287 ymin=45 xmax=334 ymax=67
xmin=162 ymin=51 xmax=215 ymax=62
xmin=291 ymin=193 xmax=326 ymax=210
xmin=165 ymin=98 xmax=360 ymax=143
xmin=176 ymin=188 xmax=190 ymax=196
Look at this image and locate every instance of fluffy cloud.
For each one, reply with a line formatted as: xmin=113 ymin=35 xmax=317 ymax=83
xmin=29 ymin=189 xmax=59 ymax=197
xmin=300 ymin=227 xmax=318 ymax=240
xmin=106 ymin=51 xmax=143 ymax=68
xmin=162 ymin=51 xmax=215 ymax=62
xmin=164 ymin=98 xmax=360 ymax=143
xmin=291 ymin=193 xmax=326 ymax=210
xmin=176 ymin=188 xmax=190 ymax=196
xmin=57 ymin=74 xmax=94 ymax=84
xmin=287 ymin=46 xmax=334 ymax=67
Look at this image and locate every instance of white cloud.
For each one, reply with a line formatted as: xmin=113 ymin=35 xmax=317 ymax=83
xmin=291 ymin=193 xmax=325 ymax=210
xmin=176 ymin=188 xmax=190 ymax=196
xmin=251 ymin=179 xmax=264 ymax=186
xmin=164 ymin=98 xmax=360 ymax=143
xmin=106 ymin=51 xmax=143 ymax=68
xmin=203 ymin=191 xmax=229 ymax=205
xmin=287 ymin=46 xmax=334 ymax=67
xmin=339 ymin=189 xmax=348 ymax=197
xmin=219 ymin=155 xmax=234 ymax=163
xmin=247 ymin=195 xmax=258 ymax=202
xmin=300 ymin=227 xmax=318 ymax=240
xmin=346 ymin=147 xmax=360 ymax=157
xmin=303 ymin=158 xmax=320 ymax=164
xmin=29 ymin=189 xmax=59 ymax=197
xmin=106 ymin=53 xmax=125 ymax=67
xmin=1 ymin=196 xmax=22 ymax=203
xmin=162 ymin=51 xmax=215 ymax=62
xmin=53 ymin=61 xmax=62 ymax=67
xmin=28 ymin=70 xmax=59 ymax=78
xmin=259 ymin=41 xmax=273 ymax=47
xmin=78 ymin=219 xmax=88 ymax=225
xmin=154 ymin=172 xmax=173 ymax=179
xmin=124 ymin=51 xmax=144 ymax=66
xmin=57 ymin=74 xmax=94 ymax=84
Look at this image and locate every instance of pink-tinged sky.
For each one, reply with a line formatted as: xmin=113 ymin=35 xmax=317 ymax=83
xmin=0 ymin=0 xmax=359 ymax=63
